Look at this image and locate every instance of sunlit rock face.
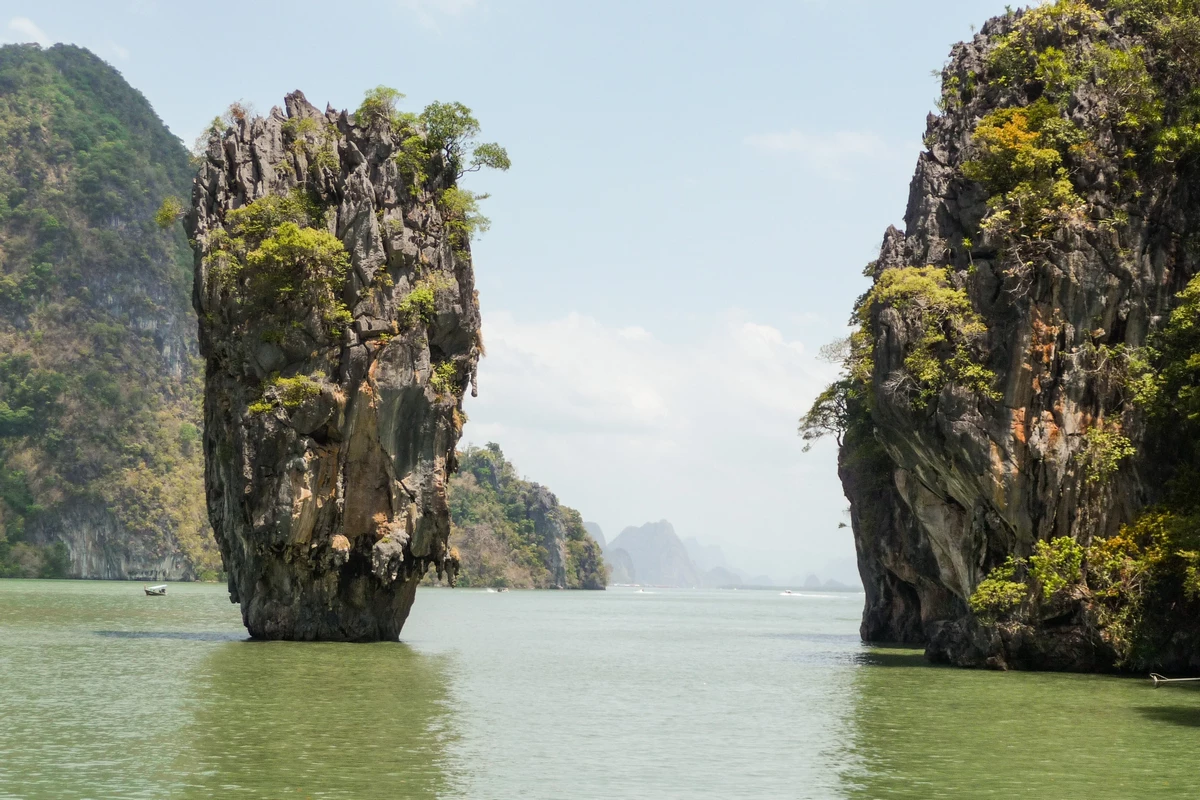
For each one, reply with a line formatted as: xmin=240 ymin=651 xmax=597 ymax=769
xmin=188 ymin=92 xmax=481 ymax=640
xmin=841 ymin=6 xmax=1200 ymax=670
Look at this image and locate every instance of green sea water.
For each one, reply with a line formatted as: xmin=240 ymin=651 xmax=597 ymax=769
xmin=1 ymin=580 xmax=1198 ymax=799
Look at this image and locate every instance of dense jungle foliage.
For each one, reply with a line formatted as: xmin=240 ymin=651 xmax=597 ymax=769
xmin=0 ymin=44 xmax=217 ymax=578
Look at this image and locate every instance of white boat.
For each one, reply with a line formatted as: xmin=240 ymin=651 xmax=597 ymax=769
xmin=144 ymin=584 xmax=167 ymax=596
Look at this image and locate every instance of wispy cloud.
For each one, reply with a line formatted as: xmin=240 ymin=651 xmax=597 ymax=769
xmin=397 ymin=0 xmax=479 ymax=29
xmin=6 ymin=17 xmax=51 ymax=47
xmin=460 ymin=309 xmax=854 ymax=581
xmin=744 ymin=129 xmax=893 ymax=178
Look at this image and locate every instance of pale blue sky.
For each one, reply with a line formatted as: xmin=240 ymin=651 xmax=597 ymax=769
xmin=7 ymin=0 xmax=1009 ymax=584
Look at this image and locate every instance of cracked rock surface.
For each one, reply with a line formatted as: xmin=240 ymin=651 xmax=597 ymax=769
xmin=841 ymin=6 xmax=1200 ymax=670
xmin=188 ymin=92 xmax=481 ymax=640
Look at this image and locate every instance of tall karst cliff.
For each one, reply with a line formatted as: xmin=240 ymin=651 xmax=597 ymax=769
xmin=815 ymin=0 xmax=1200 ymax=671
xmin=189 ymin=90 xmax=487 ymax=640
xmin=0 ymin=44 xmax=218 ymax=580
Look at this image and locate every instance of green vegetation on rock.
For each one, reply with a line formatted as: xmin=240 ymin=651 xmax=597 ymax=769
xmin=348 ymin=88 xmax=510 ymax=251
xmin=206 ymin=190 xmax=352 ymax=335
xmin=435 ymin=443 xmax=607 ymax=589
xmin=0 ymin=44 xmax=217 ymax=579
xmin=820 ymin=0 xmax=1200 ymax=669
xmin=864 ymin=266 xmax=996 ymax=409
xmin=967 ymin=557 xmax=1026 ymax=620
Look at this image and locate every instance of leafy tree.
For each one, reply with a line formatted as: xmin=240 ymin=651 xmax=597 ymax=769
xmin=354 ymin=85 xmax=407 ymax=129
xmin=419 ymin=101 xmax=511 ymax=179
xmin=154 ymin=196 xmax=184 ymax=229
xmin=799 ymin=379 xmax=852 ymax=451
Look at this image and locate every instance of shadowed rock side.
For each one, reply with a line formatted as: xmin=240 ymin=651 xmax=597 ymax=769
xmin=836 ymin=2 xmax=1200 ymax=670
xmin=188 ymin=92 xmax=481 ymax=640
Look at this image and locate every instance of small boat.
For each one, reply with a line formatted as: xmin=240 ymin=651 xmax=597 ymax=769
xmin=780 ymin=590 xmax=795 ymax=596
xmin=144 ymin=585 xmax=168 ymax=596
xmin=497 ymin=587 xmax=509 ymax=593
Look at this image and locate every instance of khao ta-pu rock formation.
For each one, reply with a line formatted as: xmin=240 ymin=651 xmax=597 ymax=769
xmin=804 ymin=0 xmax=1200 ymax=672
xmin=189 ymin=89 xmax=500 ymax=640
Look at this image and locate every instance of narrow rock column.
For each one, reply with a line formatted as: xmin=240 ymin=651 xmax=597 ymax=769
xmin=188 ymin=92 xmax=481 ymax=641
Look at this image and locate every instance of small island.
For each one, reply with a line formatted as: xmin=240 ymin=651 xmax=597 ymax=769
xmin=188 ymin=88 xmax=504 ymax=641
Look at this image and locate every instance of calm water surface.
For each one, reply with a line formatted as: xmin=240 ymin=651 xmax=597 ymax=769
xmin=1 ymin=580 xmax=1199 ymax=799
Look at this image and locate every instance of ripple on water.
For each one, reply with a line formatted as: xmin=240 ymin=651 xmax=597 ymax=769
xmin=4 ymin=581 xmax=1200 ymax=799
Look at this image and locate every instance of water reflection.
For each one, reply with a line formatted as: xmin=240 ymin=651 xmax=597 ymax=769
xmin=841 ymin=647 xmax=1200 ymax=799
xmin=95 ymin=630 xmax=245 ymax=642
xmin=171 ymin=641 xmax=458 ymax=799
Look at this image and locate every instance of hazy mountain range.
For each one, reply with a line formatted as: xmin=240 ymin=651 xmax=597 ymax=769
xmin=589 ymin=519 xmax=859 ymax=590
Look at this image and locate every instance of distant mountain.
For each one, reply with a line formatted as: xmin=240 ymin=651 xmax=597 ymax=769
xmin=607 ymin=548 xmax=636 ymax=584
xmin=702 ymin=566 xmax=743 ymax=588
xmin=822 ymin=579 xmax=856 ymax=592
xmin=798 ymin=574 xmax=857 ymax=592
xmin=583 ymin=521 xmax=637 ymax=584
xmin=608 ymin=520 xmax=700 ymax=588
xmin=583 ymin=521 xmax=606 ymax=551
xmin=683 ymin=537 xmax=736 ymax=575
xmin=821 ymin=556 xmax=862 ymax=588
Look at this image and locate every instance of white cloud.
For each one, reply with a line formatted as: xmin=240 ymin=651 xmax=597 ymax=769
xmin=109 ymin=42 xmax=130 ymax=61
xmin=6 ymin=17 xmax=51 ymax=47
xmin=397 ymin=0 xmax=479 ymax=28
xmin=462 ymin=309 xmax=856 ymax=582
xmin=744 ymin=129 xmax=892 ymax=178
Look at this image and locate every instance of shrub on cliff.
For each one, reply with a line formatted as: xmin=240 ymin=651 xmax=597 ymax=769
xmin=964 ymin=100 xmax=1088 ymax=279
xmin=967 ymin=557 xmax=1026 ymax=620
xmin=801 ymin=265 xmax=997 ymax=452
xmin=347 ymin=88 xmax=510 ymax=245
xmin=205 ymin=190 xmax=352 ymax=351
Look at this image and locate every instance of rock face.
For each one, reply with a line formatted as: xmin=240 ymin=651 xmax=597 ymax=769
xmin=839 ymin=2 xmax=1200 ymax=670
xmin=0 ymin=44 xmax=217 ymax=581
xmin=189 ymin=92 xmax=481 ymax=640
xmin=608 ymin=521 xmax=701 ymax=587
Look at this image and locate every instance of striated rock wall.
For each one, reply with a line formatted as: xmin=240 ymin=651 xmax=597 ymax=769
xmin=28 ymin=499 xmax=194 ymax=581
xmin=189 ymin=92 xmax=481 ymax=640
xmin=840 ymin=2 xmax=1200 ymax=670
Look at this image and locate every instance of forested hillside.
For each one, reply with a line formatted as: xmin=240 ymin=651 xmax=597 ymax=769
xmin=438 ymin=444 xmax=607 ymax=589
xmin=0 ymin=44 xmax=217 ymax=579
